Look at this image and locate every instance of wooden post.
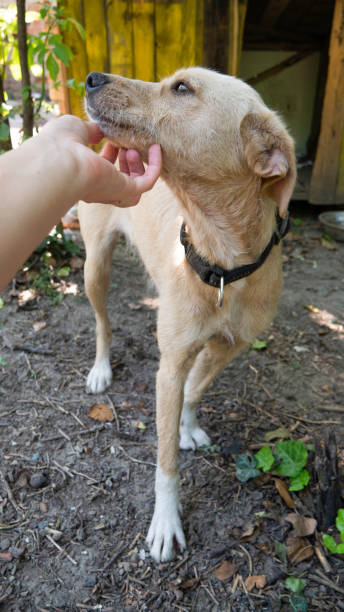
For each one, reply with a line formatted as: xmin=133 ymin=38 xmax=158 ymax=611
xmin=309 ymin=0 xmax=344 ymax=204
xmin=228 ymin=0 xmax=247 ymax=76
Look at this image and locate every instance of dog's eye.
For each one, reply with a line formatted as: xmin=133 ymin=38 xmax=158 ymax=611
xmin=172 ymin=81 xmax=192 ymax=95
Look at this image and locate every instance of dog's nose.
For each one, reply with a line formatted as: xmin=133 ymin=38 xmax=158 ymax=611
xmin=85 ymin=72 xmax=109 ymax=93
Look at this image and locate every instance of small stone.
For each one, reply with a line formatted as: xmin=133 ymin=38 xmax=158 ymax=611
xmin=83 ymin=576 xmax=96 ymax=588
xmin=29 ymin=472 xmax=48 ymax=489
xmin=0 ymin=539 xmax=11 ymax=552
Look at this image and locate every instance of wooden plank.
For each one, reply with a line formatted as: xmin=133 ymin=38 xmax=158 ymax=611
xmin=107 ymin=0 xmax=134 ymax=78
xmin=84 ymin=0 xmax=108 ymax=74
xmin=63 ymin=0 xmax=88 ymax=117
xmin=155 ymin=0 xmax=202 ymax=80
xmin=310 ymin=0 xmax=344 ymax=204
xmin=228 ymin=0 xmax=247 ymax=76
xmin=132 ymin=0 xmax=155 ymax=81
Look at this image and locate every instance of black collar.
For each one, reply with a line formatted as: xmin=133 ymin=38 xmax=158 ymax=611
xmin=180 ymin=211 xmax=290 ymax=289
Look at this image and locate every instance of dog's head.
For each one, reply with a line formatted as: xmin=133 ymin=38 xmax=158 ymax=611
xmin=85 ymin=67 xmax=295 ymax=216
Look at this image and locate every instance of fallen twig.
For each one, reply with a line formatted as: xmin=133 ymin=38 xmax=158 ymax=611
xmin=45 ymin=533 xmax=77 ymax=566
xmin=0 ymin=469 xmax=25 ymax=516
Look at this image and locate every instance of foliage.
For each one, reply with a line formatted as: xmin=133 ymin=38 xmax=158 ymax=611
xmin=235 ymin=440 xmax=310 ymax=491
xmin=0 ymin=1 xmax=85 ymax=149
xmin=322 ymin=508 xmax=344 ymax=554
xmin=28 ymin=223 xmax=81 ymax=304
xmin=285 ymin=576 xmax=308 ymax=611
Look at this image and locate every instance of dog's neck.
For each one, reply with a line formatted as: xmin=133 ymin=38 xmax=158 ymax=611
xmin=165 ymin=173 xmax=277 ymax=270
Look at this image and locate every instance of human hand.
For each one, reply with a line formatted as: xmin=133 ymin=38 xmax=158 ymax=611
xmin=40 ymin=115 xmax=162 ymax=206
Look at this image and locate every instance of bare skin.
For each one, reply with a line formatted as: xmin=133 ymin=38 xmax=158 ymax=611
xmin=0 ymin=114 xmax=161 ymax=291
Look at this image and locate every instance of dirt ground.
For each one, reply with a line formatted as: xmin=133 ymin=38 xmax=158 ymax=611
xmin=0 ymin=202 xmax=343 ymax=611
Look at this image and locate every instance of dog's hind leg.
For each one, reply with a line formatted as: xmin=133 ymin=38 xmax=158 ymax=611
xmin=180 ymin=337 xmax=248 ymax=450
xmin=79 ymin=204 xmax=120 ymax=394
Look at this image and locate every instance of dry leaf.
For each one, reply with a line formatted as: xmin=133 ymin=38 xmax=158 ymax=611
xmin=286 ymin=535 xmax=313 ymax=563
xmin=321 ymin=384 xmax=331 ymax=393
xmin=179 ymin=577 xmax=199 ymax=590
xmin=273 ymin=478 xmax=296 ymax=509
xmin=33 ymin=321 xmax=46 ymax=332
xmin=286 ymin=513 xmax=317 ymax=537
xmin=241 ymin=522 xmax=258 ymax=540
xmin=88 ymin=403 xmax=114 ymax=422
xmin=215 ymin=560 xmax=236 ymax=581
xmin=0 ymin=552 xmax=13 ymax=561
xmin=245 ymin=574 xmax=266 ymax=591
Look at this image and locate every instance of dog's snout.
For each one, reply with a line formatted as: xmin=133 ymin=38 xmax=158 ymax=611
xmin=85 ymin=72 xmax=109 ymax=93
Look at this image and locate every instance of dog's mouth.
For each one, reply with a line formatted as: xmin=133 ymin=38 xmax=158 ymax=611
xmin=86 ymin=99 xmax=157 ymax=147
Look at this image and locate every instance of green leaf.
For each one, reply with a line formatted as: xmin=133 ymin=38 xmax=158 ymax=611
xmin=0 ymin=297 xmax=4 ymax=308
xmin=200 ymin=444 xmax=221 ymax=453
xmin=46 ymin=53 xmax=59 ymax=82
xmin=235 ymin=454 xmax=260 ymax=482
xmin=289 ymin=469 xmax=310 ymax=491
xmin=285 ymin=577 xmax=306 ymax=595
xmin=335 ymin=543 xmax=344 ymax=554
xmin=68 ymin=17 xmax=86 ymax=39
xmin=274 ymin=540 xmax=287 ymax=565
xmin=336 ymin=509 xmax=344 ymax=534
xmin=0 ymin=122 xmax=10 ymax=141
xmin=292 ymin=218 xmax=303 ymax=227
xmin=255 ymin=445 xmax=275 ymax=473
xmin=251 ymin=339 xmax=267 ymax=350
xmin=290 ymin=595 xmax=308 ymax=612
xmin=57 ymin=266 xmax=70 ymax=278
xmin=52 ymin=42 xmax=72 ymax=65
xmin=0 ymin=357 xmax=7 ymax=367
xmin=322 ymin=534 xmax=337 ymax=554
xmin=274 ymin=440 xmax=308 ymax=478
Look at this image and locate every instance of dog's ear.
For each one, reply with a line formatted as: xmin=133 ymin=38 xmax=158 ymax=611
xmin=240 ymin=112 xmax=296 ymax=218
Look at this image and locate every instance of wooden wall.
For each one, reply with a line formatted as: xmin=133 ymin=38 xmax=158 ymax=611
xmin=62 ymin=0 xmax=246 ymax=117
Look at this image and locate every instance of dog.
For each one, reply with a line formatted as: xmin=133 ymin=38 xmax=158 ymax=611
xmin=79 ymin=67 xmax=296 ymax=562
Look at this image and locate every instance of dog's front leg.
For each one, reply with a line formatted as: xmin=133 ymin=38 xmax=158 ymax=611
xmin=147 ymin=350 xmax=196 ymax=562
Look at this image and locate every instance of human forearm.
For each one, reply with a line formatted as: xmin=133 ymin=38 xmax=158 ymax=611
xmin=0 ymin=134 xmax=79 ymax=290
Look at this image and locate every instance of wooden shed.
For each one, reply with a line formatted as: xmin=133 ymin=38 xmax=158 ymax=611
xmin=62 ymin=0 xmax=344 ymax=205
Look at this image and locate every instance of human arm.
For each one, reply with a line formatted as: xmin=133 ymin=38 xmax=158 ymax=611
xmin=0 ymin=115 xmax=162 ymax=290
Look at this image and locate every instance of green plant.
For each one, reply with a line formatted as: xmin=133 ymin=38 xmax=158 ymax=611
xmin=235 ymin=440 xmax=310 ymax=491
xmin=322 ymin=509 xmax=344 ymax=554
xmin=284 ymin=577 xmax=308 ymax=611
xmin=24 ymin=223 xmax=81 ymax=304
xmin=0 ymin=1 xmax=85 ymax=150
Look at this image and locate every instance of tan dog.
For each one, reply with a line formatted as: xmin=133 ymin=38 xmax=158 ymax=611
xmin=79 ymin=67 xmax=296 ymax=562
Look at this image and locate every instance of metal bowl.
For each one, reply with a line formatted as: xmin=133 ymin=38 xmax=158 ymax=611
xmin=318 ymin=211 xmax=344 ymax=242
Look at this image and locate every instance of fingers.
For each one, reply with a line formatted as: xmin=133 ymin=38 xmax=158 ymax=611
xmin=85 ymin=122 xmax=104 ymax=145
xmin=118 ymin=148 xmax=130 ymax=174
xmin=126 ymin=149 xmax=145 ymax=177
xmin=135 ymin=144 xmax=162 ymax=192
xmin=101 ymin=141 xmax=119 ymax=164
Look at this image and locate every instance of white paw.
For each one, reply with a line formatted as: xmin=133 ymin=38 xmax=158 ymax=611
xmin=86 ymin=360 xmax=112 ymax=393
xmin=179 ymin=424 xmax=211 ymax=450
xmin=179 ymin=402 xmax=211 ymax=450
xmin=146 ymin=505 xmax=186 ymax=563
xmin=146 ymin=466 xmax=186 ymax=563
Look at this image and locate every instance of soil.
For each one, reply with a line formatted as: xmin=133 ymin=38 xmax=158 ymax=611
xmin=0 ymin=202 xmax=343 ymax=611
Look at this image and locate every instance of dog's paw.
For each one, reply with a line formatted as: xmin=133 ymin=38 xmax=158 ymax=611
xmin=179 ymin=402 xmax=211 ymax=450
xmin=179 ymin=424 xmax=211 ymax=450
xmin=146 ymin=507 xmax=186 ymax=563
xmin=86 ymin=360 xmax=112 ymax=393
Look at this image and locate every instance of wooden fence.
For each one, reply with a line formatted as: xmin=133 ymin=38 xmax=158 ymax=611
xmin=63 ymin=0 xmax=247 ymax=117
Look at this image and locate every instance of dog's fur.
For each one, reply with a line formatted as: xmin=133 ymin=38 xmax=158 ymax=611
xmin=79 ymin=67 xmax=296 ymax=562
